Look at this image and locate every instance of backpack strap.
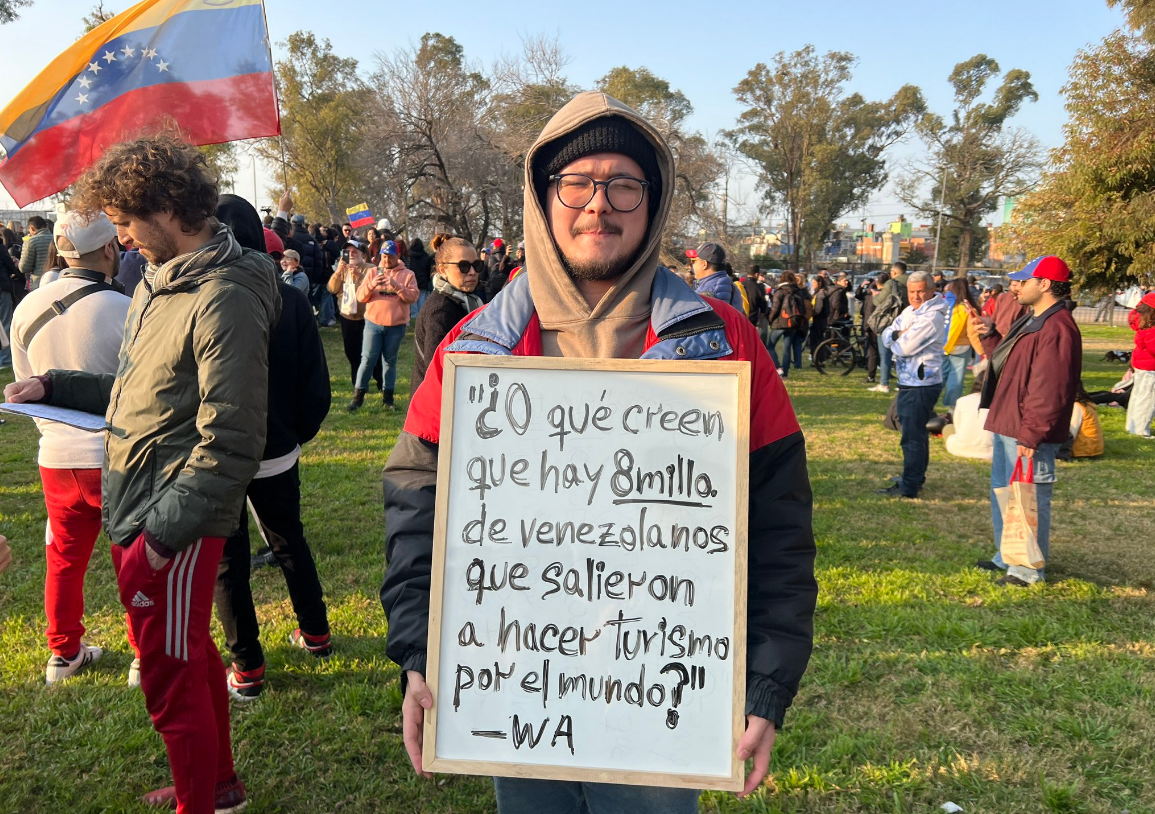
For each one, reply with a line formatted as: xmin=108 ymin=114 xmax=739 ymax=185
xmin=19 ymin=281 xmax=117 ymax=349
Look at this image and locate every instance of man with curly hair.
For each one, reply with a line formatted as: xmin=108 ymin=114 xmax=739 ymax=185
xmin=4 ymin=134 xmax=281 ymax=814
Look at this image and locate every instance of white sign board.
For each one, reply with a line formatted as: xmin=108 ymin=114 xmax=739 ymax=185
xmin=425 ymin=356 xmax=750 ymax=791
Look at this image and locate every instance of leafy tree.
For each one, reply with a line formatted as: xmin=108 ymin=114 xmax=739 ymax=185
xmin=731 ymin=46 xmax=924 ymax=269
xmin=1107 ymin=0 xmax=1155 ymax=40
xmin=898 ymin=54 xmax=1042 ymax=272
xmin=901 ymin=246 xmax=930 ymax=265
xmin=1006 ymin=32 xmax=1155 ymax=290
xmin=256 ymin=32 xmax=369 ymax=223
xmin=81 ymin=2 xmax=114 ymax=32
xmin=594 ymin=66 xmax=724 ymax=261
xmin=0 ymin=0 xmax=31 ymax=25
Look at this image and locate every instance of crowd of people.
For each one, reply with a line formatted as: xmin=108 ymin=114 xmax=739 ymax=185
xmin=0 ymin=88 xmax=1152 ymax=814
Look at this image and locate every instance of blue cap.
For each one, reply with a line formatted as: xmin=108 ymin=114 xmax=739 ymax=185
xmin=1007 ymin=255 xmax=1070 ymax=282
xmin=382 ymin=240 xmax=398 ymax=256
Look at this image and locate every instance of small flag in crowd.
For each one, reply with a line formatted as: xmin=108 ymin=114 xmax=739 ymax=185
xmin=346 ymin=203 xmax=374 ymax=229
xmin=0 ymin=0 xmax=281 ymax=207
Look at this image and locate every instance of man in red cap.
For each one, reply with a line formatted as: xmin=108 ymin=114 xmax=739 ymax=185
xmin=973 ymin=256 xmax=1082 ymax=586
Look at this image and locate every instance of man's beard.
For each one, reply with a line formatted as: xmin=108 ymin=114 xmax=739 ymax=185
xmin=560 ymin=216 xmax=643 ymax=282
xmin=138 ymin=228 xmax=179 ymax=266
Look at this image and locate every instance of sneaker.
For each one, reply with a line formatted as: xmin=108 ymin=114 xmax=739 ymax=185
xmin=776 ymin=368 xmax=786 ymax=376
xmin=868 ymin=384 xmax=890 ymax=393
xmin=974 ymin=560 xmax=1002 ymax=572
xmin=45 ymin=643 xmax=103 ymax=684
xmin=127 ymin=657 xmax=141 ymax=688
xmin=996 ymin=574 xmax=1033 ymax=588
xmin=143 ymin=774 xmax=247 ymax=812
xmin=875 ymin=483 xmax=917 ymax=499
xmin=290 ymin=628 xmax=333 ymax=659
xmin=226 ymin=664 xmax=265 ymax=701
xmin=249 ymin=547 xmax=276 ymax=570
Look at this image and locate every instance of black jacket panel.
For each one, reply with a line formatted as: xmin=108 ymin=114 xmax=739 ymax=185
xmin=410 ymin=290 xmax=469 ymax=398
xmin=744 ymin=430 xmax=817 ymax=727
xmin=264 ymin=283 xmax=330 ymax=459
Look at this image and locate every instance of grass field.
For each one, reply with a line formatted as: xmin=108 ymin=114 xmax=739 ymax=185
xmin=1 ymin=323 xmax=1152 ymax=814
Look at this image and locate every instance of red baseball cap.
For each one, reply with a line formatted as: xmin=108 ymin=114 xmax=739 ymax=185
xmin=263 ymin=228 xmax=284 ymax=259
xmin=1007 ymin=255 xmax=1070 ymax=282
xmin=1140 ymin=291 xmax=1155 ymax=309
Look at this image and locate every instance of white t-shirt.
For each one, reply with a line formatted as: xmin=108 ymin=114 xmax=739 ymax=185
xmin=10 ymin=274 xmax=131 ymax=468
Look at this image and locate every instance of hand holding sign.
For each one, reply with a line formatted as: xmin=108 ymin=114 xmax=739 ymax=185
xmin=424 ymin=356 xmax=751 ymax=791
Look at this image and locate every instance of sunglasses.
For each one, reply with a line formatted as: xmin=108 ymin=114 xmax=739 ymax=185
xmin=439 ymin=260 xmax=484 ymax=275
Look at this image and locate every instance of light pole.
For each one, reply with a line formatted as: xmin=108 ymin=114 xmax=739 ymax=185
xmin=931 ymin=164 xmax=947 ymax=274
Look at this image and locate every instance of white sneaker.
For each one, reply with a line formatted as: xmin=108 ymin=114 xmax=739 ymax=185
xmin=776 ymin=368 xmax=786 ymax=376
xmin=127 ymin=657 xmax=141 ymax=688
xmin=869 ymin=384 xmax=890 ymax=393
xmin=45 ymin=643 xmax=103 ymax=684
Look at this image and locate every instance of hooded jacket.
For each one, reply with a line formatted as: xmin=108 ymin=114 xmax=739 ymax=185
xmin=380 ymin=92 xmax=817 ymax=729
xmin=525 ymin=93 xmax=675 ymax=360
xmin=881 ymin=294 xmax=948 ymax=387
xmin=43 ymin=226 xmax=281 ymax=553
xmin=694 ymin=270 xmax=743 ymax=311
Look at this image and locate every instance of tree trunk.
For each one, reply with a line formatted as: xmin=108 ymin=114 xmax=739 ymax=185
xmin=957 ymin=224 xmax=973 ymax=273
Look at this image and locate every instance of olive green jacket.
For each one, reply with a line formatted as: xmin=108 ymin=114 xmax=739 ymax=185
xmin=47 ymin=227 xmax=281 ymax=552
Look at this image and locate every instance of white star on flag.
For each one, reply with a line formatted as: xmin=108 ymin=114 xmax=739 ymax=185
xmin=88 ymin=61 xmax=102 ymax=74
xmin=76 ymin=93 xmax=89 ymax=105
xmin=102 ymin=50 xmax=117 ymax=63
xmin=156 ymin=59 xmax=170 ymax=72
xmin=143 ymin=48 xmax=158 ymax=59
xmin=121 ymin=46 xmax=136 ymax=58
xmin=78 ymin=75 xmax=92 ymax=89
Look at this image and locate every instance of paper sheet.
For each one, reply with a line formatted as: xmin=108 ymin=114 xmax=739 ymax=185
xmin=0 ymin=402 xmax=106 ymax=432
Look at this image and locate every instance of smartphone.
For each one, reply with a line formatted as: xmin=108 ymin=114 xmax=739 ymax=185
xmin=341 ymin=250 xmax=350 ymax=263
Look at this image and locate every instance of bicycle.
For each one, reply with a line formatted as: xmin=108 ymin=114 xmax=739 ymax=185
xmin=812 ymin=320 xmax=867 ymax=375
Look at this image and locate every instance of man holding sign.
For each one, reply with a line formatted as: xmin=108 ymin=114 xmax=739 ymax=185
xmin=381 ymin=92 xmax=817 ymax=808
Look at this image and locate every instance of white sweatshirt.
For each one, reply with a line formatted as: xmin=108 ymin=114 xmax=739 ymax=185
xmin=10 ymin=274 xmax=131 ymax=468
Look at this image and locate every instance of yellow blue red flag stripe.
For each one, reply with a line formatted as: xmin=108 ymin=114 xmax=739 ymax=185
xmin=0 ymin=0 xmax=279 ymax=206
xmin=346 ymin=203 xmax=373 ymax=229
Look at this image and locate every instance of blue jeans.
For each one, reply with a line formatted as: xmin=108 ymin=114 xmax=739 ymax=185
xmin=767 ymin=329 xmax=804 ymax=377
xmin=942 ymin=351 xmax=970 ymax=409
xmin=895 ymin=384 xmax=942 ymax=496
xmin=410 ymin=288 xmax=430 ymax=320
xmin=493 ymin=778 xmax=700 ymax=814
xmin=878 ymin=335 xmax=893 ymax=387
xmin=355 ymin=321 xmax=406 ymax=392
xmin=990 ymin=433 xmax=1057 ymax=584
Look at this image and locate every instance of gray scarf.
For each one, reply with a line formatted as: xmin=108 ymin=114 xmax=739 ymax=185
xmin=145 ymin=222 xmax=240 ymax=289
xmin=433 ymin=272 xmax=483 ymax=313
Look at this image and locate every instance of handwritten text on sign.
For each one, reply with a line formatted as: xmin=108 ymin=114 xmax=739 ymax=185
xmin=427 ymin=358 xmax=749 ymax=789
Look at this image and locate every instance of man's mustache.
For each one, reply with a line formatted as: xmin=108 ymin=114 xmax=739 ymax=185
xmin=571 ymin=217 xmax=622 ymax=238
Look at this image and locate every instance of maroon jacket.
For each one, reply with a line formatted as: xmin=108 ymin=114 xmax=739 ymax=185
xmin=980 ymin=302 xmax=1082 ymax=449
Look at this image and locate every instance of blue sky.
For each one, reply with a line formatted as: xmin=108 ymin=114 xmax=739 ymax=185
xmin=0 ymin=0 xmax=1130 ymax=223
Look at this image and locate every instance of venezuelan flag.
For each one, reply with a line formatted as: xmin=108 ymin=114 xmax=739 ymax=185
xmin=0 ymin=0 xmax=280 ymax=207
xmin=346 ymin=203 xmax=373 ymax=230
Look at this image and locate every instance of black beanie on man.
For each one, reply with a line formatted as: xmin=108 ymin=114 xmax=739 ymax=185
xmin=534 ymin=115 xmax=663 ymax=218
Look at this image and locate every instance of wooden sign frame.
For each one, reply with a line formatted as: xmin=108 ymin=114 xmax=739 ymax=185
xmin=423 ymin=355 xmax=750 ymax=791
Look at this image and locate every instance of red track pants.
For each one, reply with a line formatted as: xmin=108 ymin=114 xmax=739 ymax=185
xmin=112 ymin=534 xmax=235 ymax=814
xmin=40 ymin=467 xmax=104 ymax=657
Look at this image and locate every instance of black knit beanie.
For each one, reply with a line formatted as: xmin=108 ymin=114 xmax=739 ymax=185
xmin=534 ymin=115 xmax=663 ymax=217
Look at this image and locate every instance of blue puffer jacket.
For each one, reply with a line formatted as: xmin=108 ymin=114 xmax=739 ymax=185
xmin=882 ymin=294 xmax=948 ymax=387
xmin=693 ymin=270 xmax=742 ymax=311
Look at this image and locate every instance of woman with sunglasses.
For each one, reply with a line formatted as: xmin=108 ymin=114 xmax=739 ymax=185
xmin=410 ymin=233 xmax=484 ymax=396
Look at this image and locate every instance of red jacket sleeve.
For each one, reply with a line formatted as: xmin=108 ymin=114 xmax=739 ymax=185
xmin=1018 ymin=323 xmax=1081 ymax=450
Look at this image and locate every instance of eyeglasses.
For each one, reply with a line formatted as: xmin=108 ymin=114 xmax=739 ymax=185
xmin=549 ymin=173 xmax=649 ymax=213
xmin=439 ymin=260 xmax=484 ymax=275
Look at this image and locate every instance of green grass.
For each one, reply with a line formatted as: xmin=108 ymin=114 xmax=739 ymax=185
xmin=1 ymin=323 xmax=1153 ymax=813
